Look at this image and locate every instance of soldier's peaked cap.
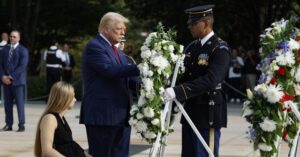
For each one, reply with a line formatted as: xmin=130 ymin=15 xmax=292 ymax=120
xmin=185 ymin=4 xmax=215 ymax=25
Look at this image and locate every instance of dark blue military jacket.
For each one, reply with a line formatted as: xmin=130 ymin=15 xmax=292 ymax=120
xmin=173 ymin=34 xmax=230 ymax=129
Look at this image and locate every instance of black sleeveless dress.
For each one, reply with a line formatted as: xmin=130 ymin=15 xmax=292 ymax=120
xmin=51 ymin=112 xmax=85 ymax=157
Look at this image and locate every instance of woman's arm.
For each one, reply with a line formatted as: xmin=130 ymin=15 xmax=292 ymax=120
xmin=40 ymin=114 xmax=65 ymax=157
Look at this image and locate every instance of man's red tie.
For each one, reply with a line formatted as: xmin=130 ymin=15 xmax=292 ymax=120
xmin=112 ymin=45 xmax=121 ymax=62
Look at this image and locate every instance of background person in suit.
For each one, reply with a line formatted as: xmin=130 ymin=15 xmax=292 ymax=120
xmin=0 ymin=30 xmax=29 ymax=132
xmin=0 ymin=32 xmax=9 ymax=50
xmin=0 ymin=32 xmax=9 ymax=103
xmin=62 ymin=43 xmax=75 ymax=83
xmin=80 ymin=12 xmax=140 ymax=157
xmin=163 ymin=5 xmax=230 ymax=157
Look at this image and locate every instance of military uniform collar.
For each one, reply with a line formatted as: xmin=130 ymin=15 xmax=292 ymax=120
xmin=200 ymin=31 xmax=214 ymax=46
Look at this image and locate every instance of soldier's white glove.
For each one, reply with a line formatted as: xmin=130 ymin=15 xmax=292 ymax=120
xmin=163 ymin=87 xmax=176 ymax=102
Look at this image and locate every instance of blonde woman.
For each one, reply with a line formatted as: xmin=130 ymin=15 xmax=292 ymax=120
xmin=34 ymin=81 xmax=88 ymax=157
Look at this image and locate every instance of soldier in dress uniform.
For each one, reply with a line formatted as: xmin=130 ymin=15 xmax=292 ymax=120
xmin=163 ymin=4 xmax=230 ymax=157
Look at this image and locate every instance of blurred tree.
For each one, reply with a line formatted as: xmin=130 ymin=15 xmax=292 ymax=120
xmin=0 ymin=0 xmax=300 ymax=75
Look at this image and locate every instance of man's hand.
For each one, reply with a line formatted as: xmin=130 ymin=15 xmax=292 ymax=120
xmin=2 ymin=76 xmax=12 ymax=85
xmin=163 ymin=87 xmax=176 ymax=102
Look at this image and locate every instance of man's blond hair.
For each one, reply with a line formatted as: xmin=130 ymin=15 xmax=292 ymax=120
xmin=98 ymin=12 xmax=129 ymax=33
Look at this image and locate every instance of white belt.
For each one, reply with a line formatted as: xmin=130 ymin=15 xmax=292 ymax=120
xmin=46 ymin=64 xmax=62 ymax=68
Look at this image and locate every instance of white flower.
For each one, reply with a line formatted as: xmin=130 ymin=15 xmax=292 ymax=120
xmin=141 ymin=45 xmax=149 ymax=52
xmin=141 ymin=50 xmax=152 ymax=59
xmin=266 ymin=32 xmax=274 ymax=39
xmin=294 ymin=84 xmax=300 ymax=95
xmin=142 ymin=78 xmax=154 ymax=92
xmin=242 ymin=105 xmax=253 ymax=117
xmin=150 ymin=55 xmax=169 ymax=70
xmin=265 ymin=84 xmax=284 ymax=103
xmin=289 ymin=38 xmax=300 ymax=50
xmin=151 ymin=118 xmax=160 ymax=125
xmin=258 ymin=143 xmax=273 ymax=152
xmin=275 ymin=51 xmax=295 ymax=66
xmin=254 ymin=84 xmax=267 ymax=94
xmin=129 ymin=117 xmax=138 ymax=125
xmin=138 ymin=63 xmax=149 ymax=77
xmin=136 ymin=121 xmax=147 ymax=132
xmin=148 ymin=70 xmax=153 ymax=77
xmin=143 ymin=131 xmax=157 ymax=139
xmin=246 ymin=89 xmax=253 ymax=99
xmin=179 ymin=45 xmax=184 ymax=53
xmin=153 ymin=43 xmax=162 ymax=51
xmin=170 ymin=53 xmax=178 ymax=62
xmin=137 ymin=96 xmax=147 ymax=106
xmin=143 ymin=107 xmax=155 ymax=118
xmin=159 ymin=87 xmax=164 ymax=95
xmin=259 ymin=117 xmax=277 ymax=132
xmin=168 ymin=45 xmax=175 ymax=53
xmin=136 ymin=113 xmax=144 ymax=119
xmin=295 ymin=67 xmax=300 ymax=82
xmin=130 ymin=105 xmax=138 ymax=115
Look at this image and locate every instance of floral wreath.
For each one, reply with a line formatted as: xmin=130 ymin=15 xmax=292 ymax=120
xmin=243 ymin=17 xmax=300 ymax=157
xmin=129 ymin=23 xmax=185 ymax=143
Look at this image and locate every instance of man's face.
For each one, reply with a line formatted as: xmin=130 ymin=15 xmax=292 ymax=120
xmin=1 ymin=33 xmax=8 ymax=41
xmin=106 ymin=21 xmax=126 ymax=45
xmin=188 ymin=20 xmax=207 ymax=39
xmin=63 ymin=44 xmax=69 ymax=52
xmin=10 ymin=32 xmax=20 ymax=45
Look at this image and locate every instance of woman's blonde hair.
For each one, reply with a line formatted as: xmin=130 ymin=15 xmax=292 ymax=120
xmin=34 ymin=81 xmax=75 ymax=157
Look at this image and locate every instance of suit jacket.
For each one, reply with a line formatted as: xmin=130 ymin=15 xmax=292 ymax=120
xmin=173 ymin=34 xmax=230 ymax=129
xmin=80 ymin=35 xmax=140 ymax=126
xmin=64 ymin=53 xmax=75 ymax=69
xmin=0 ymin=44 xmax=29 ymax=86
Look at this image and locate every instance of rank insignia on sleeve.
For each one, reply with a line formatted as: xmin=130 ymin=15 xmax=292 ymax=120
xmin=197 ymin=53 xmax=209 ymax=65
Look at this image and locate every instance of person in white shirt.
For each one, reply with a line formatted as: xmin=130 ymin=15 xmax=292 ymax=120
xmin=0 ymin=32 xmax=9 ymax=51
xmin=43 ymin=40 xmax=66 ymax=100
xmin=227 ymin=48 xmax=244 ymax=103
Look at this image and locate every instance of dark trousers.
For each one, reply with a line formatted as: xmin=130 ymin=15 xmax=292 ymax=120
xmin=85 ymin=125 xmax=131 ymax=157
xmin=182 ymin=124 xmax=221 ymax=157
xmin=62 ymin=70 xmax=72 ymax=83
xmin=3 ymin=85 xmax=25 ymax=128
xmin=46 ymin=67 xmax=61 ymax=95
xmin=227 ymin=77 xmax=242 ymax=99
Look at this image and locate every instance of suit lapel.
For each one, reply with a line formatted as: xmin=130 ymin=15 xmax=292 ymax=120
xmin=96 ymin=35 xmax=121 ymax=64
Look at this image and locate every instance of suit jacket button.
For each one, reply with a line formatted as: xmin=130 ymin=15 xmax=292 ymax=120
xmin=189 ymin=73 xmax=192 ymax=76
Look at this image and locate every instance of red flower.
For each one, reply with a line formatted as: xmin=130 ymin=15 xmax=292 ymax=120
xmin=298 ymin=49 xmax=300 ymax=56
xmin=270 ymin=77 xmax=277 ymax=85
xmin=276 ymin=67 xmax=286 ymax=76
xmin=279 ymin=93 xmax=295 ymax=103
xmin=282 ymin=129 xmax=288 ymax=141
xmin=297 ymin=58 xmax=300 ymax=63
xmin=280 ymin=107 xmax=286 ymax=112
xmin=287 ymin=107 xmax=292 ymax=112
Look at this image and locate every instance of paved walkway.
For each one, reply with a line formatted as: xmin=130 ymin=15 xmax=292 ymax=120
xmin=0 ymin=102 xmax=298 ymax=157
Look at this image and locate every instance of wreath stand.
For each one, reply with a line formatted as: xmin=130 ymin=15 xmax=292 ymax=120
xmin=288 ymin=103 xmax=300 ymax=157
xmin=149 ymin=60 xmax=215 ymax=157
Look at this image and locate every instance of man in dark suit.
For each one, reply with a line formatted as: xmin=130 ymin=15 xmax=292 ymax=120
xmin=163 ymin=5 xmax=230 ymax=157
xmin=0 ymin=30 xmax=29 ymax=132
xmin=80 ymin=12 xmax=140 ymax=157
xmin=62 ymin=43 xmax=75 ymax=83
